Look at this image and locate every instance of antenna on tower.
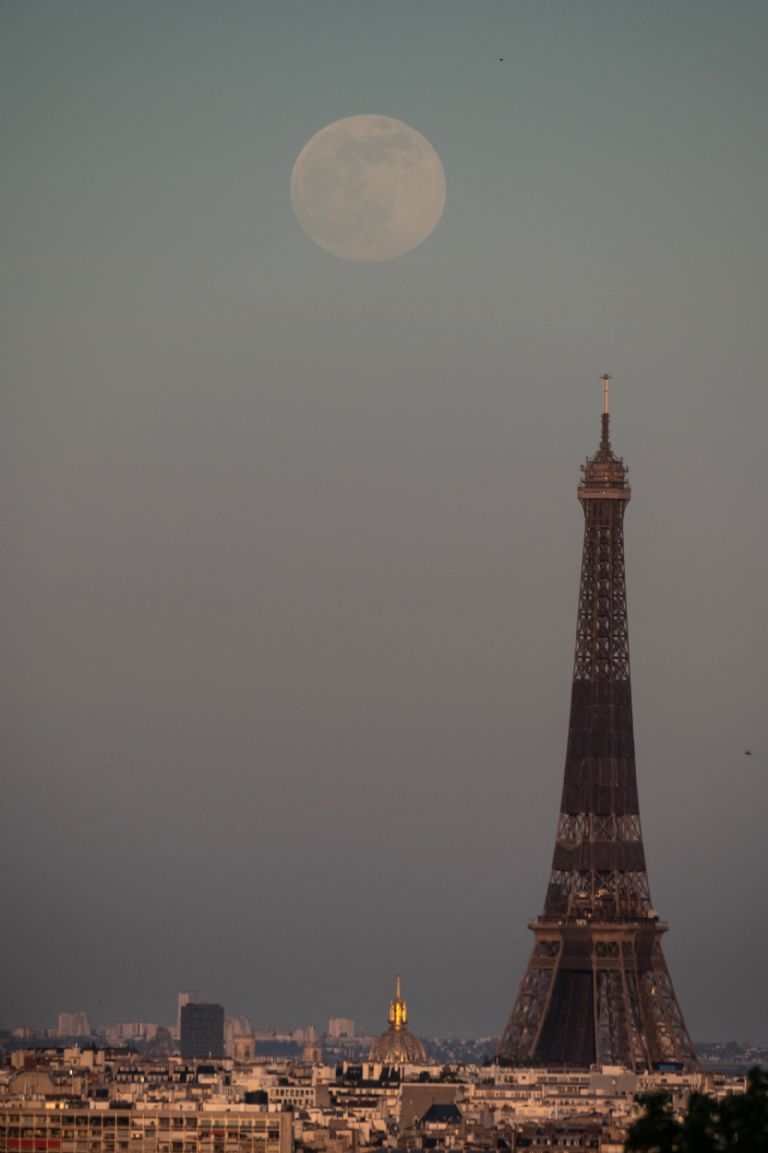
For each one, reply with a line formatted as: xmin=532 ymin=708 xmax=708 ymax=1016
xmin=600 ymin=374 xmax=612 ymax=449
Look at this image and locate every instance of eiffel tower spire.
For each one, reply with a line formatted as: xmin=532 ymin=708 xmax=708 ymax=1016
xmin=497 ymin=379 xmax=697 ymax=1071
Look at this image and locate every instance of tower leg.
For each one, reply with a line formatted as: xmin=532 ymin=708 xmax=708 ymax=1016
xmin=498 ymin=923 xmax=697 ymax=1071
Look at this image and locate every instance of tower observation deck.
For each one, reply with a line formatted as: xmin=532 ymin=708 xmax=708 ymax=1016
xmin=497 ymin=378 xmax=697 ymax=1071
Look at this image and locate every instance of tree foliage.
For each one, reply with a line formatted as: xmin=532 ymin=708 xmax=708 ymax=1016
xmin=626 ymin=1067 xmax=768 ymax=1153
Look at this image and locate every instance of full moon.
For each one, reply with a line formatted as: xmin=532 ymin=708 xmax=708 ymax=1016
xmin=290 ymin=115 xmax=446 ymax=262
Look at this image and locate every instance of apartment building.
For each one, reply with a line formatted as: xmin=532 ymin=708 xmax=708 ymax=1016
xmin=0 ymin=1102 xmax=291 ymax=1153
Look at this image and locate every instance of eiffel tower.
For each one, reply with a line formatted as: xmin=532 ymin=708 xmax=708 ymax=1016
xmin=497 ymin=378 xmax=697 ymax=1071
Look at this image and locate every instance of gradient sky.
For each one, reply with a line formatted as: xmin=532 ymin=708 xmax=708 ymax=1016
xmin=2 ymin=1 xmax=767 ymax=1044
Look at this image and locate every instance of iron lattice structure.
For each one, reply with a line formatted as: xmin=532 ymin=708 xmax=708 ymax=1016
xmin=498 ymin=380 xmax=697 ymax=1072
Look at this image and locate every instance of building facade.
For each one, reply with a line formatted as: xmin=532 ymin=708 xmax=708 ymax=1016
xmin=0 ymin=1103 xmax=291 ymax=1153
xmin=180 ymin=1005 xmax=225 ymax=1061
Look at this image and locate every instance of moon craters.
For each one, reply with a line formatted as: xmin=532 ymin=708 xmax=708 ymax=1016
xmin=290 ymin=115 xmax=446 ymax=262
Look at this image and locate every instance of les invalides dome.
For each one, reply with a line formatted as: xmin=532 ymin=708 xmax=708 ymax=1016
xmin=369 ymin=976 xmax=426 ymax=1065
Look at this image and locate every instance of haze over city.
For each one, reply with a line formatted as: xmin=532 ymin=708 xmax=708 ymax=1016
xmin=2 ymin=1 xmax=766 ymax=1045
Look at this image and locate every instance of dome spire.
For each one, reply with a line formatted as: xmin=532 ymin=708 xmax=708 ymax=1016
xmin=389 ymin=972 xmax=407 ymax=1030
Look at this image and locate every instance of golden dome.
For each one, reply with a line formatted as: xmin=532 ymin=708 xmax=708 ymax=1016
xmin=369 ymin=975 xmax=426 ymax=1065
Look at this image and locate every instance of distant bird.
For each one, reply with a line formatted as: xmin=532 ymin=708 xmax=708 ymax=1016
xmin=499 ymin=57 xmax=504 ymax=61
xmin=744 ymin=750 xmax=752 ymax=756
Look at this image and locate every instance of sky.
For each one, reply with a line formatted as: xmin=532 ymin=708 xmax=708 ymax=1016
xmin=1 ymin=1 xmax=767 ymax=1044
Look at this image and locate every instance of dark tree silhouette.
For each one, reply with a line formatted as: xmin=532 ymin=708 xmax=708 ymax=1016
xmin=679 ymin=1091 xmax=719 ymax=1153
xmin=718 ymin=1068 xmax=768 ymax=1151
xmin=626 ymin=1094 xmax=681 ymax=1153
xmin=625 ymin=1067 xmax=768 ymax=1153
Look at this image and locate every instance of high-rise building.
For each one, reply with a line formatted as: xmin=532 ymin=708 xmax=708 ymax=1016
xmin=177 ymin=989 xmax=201 ymax=1038
xmin=498 ymin=379 xmax=697 ymax=1071
xmin=180 ymin=1003 xmax=225 ymax=1060
xmin=57 ymin=1012 xmax=91 ymax=1038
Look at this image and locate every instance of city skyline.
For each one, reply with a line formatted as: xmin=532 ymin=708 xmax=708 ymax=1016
xmin=2 ymin=1 xmax=767 ymax=1042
